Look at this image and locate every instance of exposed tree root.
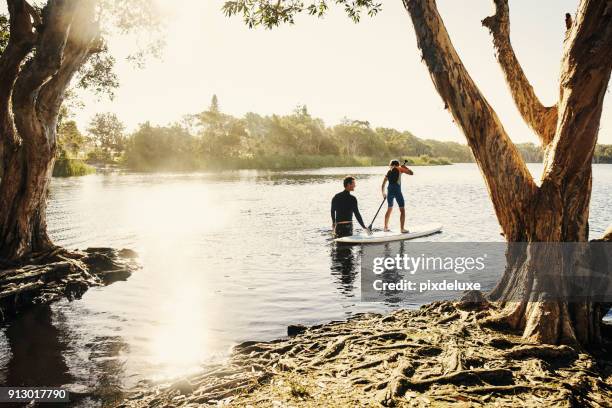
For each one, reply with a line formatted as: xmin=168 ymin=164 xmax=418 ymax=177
xmin=118 ymin=300 xmax=612 ymax=407
xmin=0 ymin=247 xmax=139 ymax=322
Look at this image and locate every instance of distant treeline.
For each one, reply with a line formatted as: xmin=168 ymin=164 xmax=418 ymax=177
xmin=123 ymin=98 xmax=457 ymax=171
xmin=515 ymin=143 xmax=612 ymax=164
xmin=56 ymin=95 xmax=612 ymax=174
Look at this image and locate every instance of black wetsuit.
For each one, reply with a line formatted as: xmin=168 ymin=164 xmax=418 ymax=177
xmin=331 ymin=190 xmax=366 ymax=237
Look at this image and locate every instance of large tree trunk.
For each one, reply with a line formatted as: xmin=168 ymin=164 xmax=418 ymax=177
xmin=403 ymin=0 xmax=612 ymax=345
xmin=0 ymin=136 xmax=56 ymax=262
xmin=0 ymin=0 xmax=98 ymax=264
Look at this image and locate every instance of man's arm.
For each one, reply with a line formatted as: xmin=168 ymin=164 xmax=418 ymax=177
xmin=400 ymin=165 xmax=414 ymax=175
xmin=353 ymin=197 xmax=367 ymax=229
xmin=331 ymin=196 xmax=337 ymax=225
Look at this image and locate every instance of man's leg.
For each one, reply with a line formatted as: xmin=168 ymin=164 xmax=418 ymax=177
xmin=384 ymin=190 xmax=394 ymax=231
xmin=397 ymin=192 xmax=407 ymax=233
xmin=400 ymin=207 xmax=407 ymax=232
xmin=384 ymin=208 xmax=393 ymax=231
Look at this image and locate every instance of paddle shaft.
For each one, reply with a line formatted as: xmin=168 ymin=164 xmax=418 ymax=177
xmin=368 ymin=198 xmax=386 ymax=230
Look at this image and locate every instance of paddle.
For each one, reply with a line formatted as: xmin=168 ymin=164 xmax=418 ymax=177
xmin=367 ymin=198 xmax=386 ymax=231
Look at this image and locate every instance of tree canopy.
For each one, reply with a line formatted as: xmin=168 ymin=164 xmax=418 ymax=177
xmin=223 ymin=0 xmax=382 ymax=28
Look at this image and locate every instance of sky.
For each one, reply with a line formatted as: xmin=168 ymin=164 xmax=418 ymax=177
xmin=6 ymin=0 xmax=612 ymax=143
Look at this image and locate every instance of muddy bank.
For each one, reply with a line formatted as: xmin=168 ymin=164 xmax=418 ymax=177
xmin=119 ymin=296 xmax=612 ymax=407
xmin=0 ymin=247 xmax=139 ymax=322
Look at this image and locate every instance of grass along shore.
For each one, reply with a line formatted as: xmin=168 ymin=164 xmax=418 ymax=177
xmin=119 ymin=295 xmax=612 ymax=407
xmin=52 ymin=157 xmax=96 ymax=177
xmin=203 ymin=154 xmax=451 ymax=171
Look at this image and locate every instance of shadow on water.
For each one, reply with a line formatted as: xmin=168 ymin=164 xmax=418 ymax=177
xmin=1 ymin=304 xmax=131 ymax=406
xmin=4 ymin=306 xmax=72 ymax=388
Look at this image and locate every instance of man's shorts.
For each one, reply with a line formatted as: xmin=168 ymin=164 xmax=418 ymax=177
xmin=334 ymin=223 xmax=353 ymax=238
xmin=387 ymin=184 xmax=405 ymax=208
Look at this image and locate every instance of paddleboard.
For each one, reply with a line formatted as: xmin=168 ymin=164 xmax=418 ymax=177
xmin=334 ymin=223 xmax=442 ymax=244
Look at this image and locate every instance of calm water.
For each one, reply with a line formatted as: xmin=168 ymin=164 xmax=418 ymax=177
xmin=1 ymin=163 xmax=611 ymax=405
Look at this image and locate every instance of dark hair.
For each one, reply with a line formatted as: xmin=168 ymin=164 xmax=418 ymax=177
xmin=343 ymin=176 xmax=355 ymax=187
xmin=389 ymin=160 xmax=400 ymax=167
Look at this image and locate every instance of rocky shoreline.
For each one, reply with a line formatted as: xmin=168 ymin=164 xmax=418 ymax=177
xmin=119 ymin=296 xmax=612 ymax=407
xmin=0 ymin=247 xmax=139 ymax=323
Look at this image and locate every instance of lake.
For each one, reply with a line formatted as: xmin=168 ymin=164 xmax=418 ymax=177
xmin=1 ymin=163 xmax=611 ymax=405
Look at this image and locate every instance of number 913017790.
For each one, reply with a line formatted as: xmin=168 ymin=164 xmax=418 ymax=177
xmin=1 ymin=387 xmax=69 ymax=403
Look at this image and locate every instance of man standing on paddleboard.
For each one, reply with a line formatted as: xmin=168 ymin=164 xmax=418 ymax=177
xmin=331 ymin=176 xmax=370 ymax=238
xmin=382 ymin=160 xmax=413 ymax=233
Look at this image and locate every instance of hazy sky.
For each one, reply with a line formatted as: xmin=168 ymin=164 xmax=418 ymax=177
xmin=10 ymin=1 xmax=612 ymax=143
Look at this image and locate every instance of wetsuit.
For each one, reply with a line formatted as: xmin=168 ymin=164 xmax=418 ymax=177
xmin=331 ymin=190 xmax=366 ymax=237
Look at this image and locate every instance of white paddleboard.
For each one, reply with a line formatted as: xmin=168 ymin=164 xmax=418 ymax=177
xmin=334 ymin=223 xmax=442 ymax=244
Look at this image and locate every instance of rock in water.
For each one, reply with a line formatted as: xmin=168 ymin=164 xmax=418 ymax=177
xmin=288 ymin=324 xmax=307 ymax=337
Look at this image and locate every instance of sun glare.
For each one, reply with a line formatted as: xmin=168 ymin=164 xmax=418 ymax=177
xmin=147 ymin=286 xmax=212 ymax=380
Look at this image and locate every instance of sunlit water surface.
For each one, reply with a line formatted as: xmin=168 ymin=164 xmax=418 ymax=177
xmin=1 ymin=164 xmax=611 ymax=405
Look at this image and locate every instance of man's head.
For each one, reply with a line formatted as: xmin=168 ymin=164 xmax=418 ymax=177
xmin=389 ymin=160 xmax=400 ymax=167
xmin=343 ymin=176 xmax=356 ymax=191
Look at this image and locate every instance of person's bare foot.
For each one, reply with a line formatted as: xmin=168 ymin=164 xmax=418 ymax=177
xmin=384 ymin=228 xmax=391 ymax=232
xmin=401 ymin=229 xmax=410 ymax=234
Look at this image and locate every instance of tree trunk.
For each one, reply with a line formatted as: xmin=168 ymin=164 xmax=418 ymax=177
xmin=403 ymin=0 xmax=612 ymax=345
xmin=0 ymin=0 xmax=99 ymax=264
xmin=0 ymin=140 xmax=56 ymax=262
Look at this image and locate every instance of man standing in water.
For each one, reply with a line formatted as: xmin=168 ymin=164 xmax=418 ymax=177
xmin=331 ymin=176 xmax=370 ymax=237
xmin=382 ymin=160 xmax=414 ymax=233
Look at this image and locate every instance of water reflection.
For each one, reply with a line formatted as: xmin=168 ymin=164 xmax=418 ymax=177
xmin=1 ymin=304 xmax=132 ymax=406
xmin=4 ymin=306 xmax=72 ymax=388
xmin=147 ymin=286 xmax=212 ymax=381
xmin=330 ymin=244 xmax=360 ymax=295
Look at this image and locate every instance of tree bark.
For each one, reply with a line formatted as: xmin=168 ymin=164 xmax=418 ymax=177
xmin=481 ymin=0 xmax=557 ymax=145
xmin=403 ymin=0 xmax=612 ymax=345
xmin=0 ymin=0 xmax=98 ymax=263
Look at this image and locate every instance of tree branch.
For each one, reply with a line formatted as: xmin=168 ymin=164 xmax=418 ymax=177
xmin=37 ymin=0 xmax=98 ymax=124
xmin=0 ymin=0 xmax=37 ymax=164
xmin=482 ymin=0 xmax=557 ymax=145
xmin=402 ymin=0 xmax=537 ymax=240
xmin=12 ymin=0 xmax=78 ymax=152
xmin=545 ymin=0 xmax=612 ymax=183
xmin=13 ymin=0 xmax=77 ymax=112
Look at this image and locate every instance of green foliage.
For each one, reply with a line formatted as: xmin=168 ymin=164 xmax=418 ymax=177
xmin=193 ymin=96 xmax=247 ymax=158
xmin=0 ymin=13 xmax=8 ymax=53
xmin=405 ymin=155 xmax=452 ymax=166
xmin=55 ymin=115 xmax=91 ymax=177
xmin=333 ymin=119 xmax=384 ymax=156
xmin=378 ymin=127 xmax=432 ymax=157
xmin=423 ymin=139 xmax=474 ymax=163
xmin=86 ymin=147 xmax=112 ymax=163
xmin=124 ymin=122 xmax=198 ymax=171
xmin=87 ymin=112 xmax=126 ymax=161
xmin=122 ymin=96 xmax=457 ymax=171
xmin=114 ymin=95 xmax=612 ymax=171
xmin=76 ymin=49 xmax=119 ymax=99
xmin=223 ymin=0 xmax=382 ymax=28
xmin=515 ymin=143 xmax=543 ymax=163
xmin=58 ymin=120 xmax=87 ymax=157
xmin=218 ymin=154 xmax=376 ymax=170
xmin=53 ymin=151 xmax=95 ymax=177
xmin=594 ymin=145 xmax=612 ymax=164
xmin=210 ymin=94 xmax=220 ymax=113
